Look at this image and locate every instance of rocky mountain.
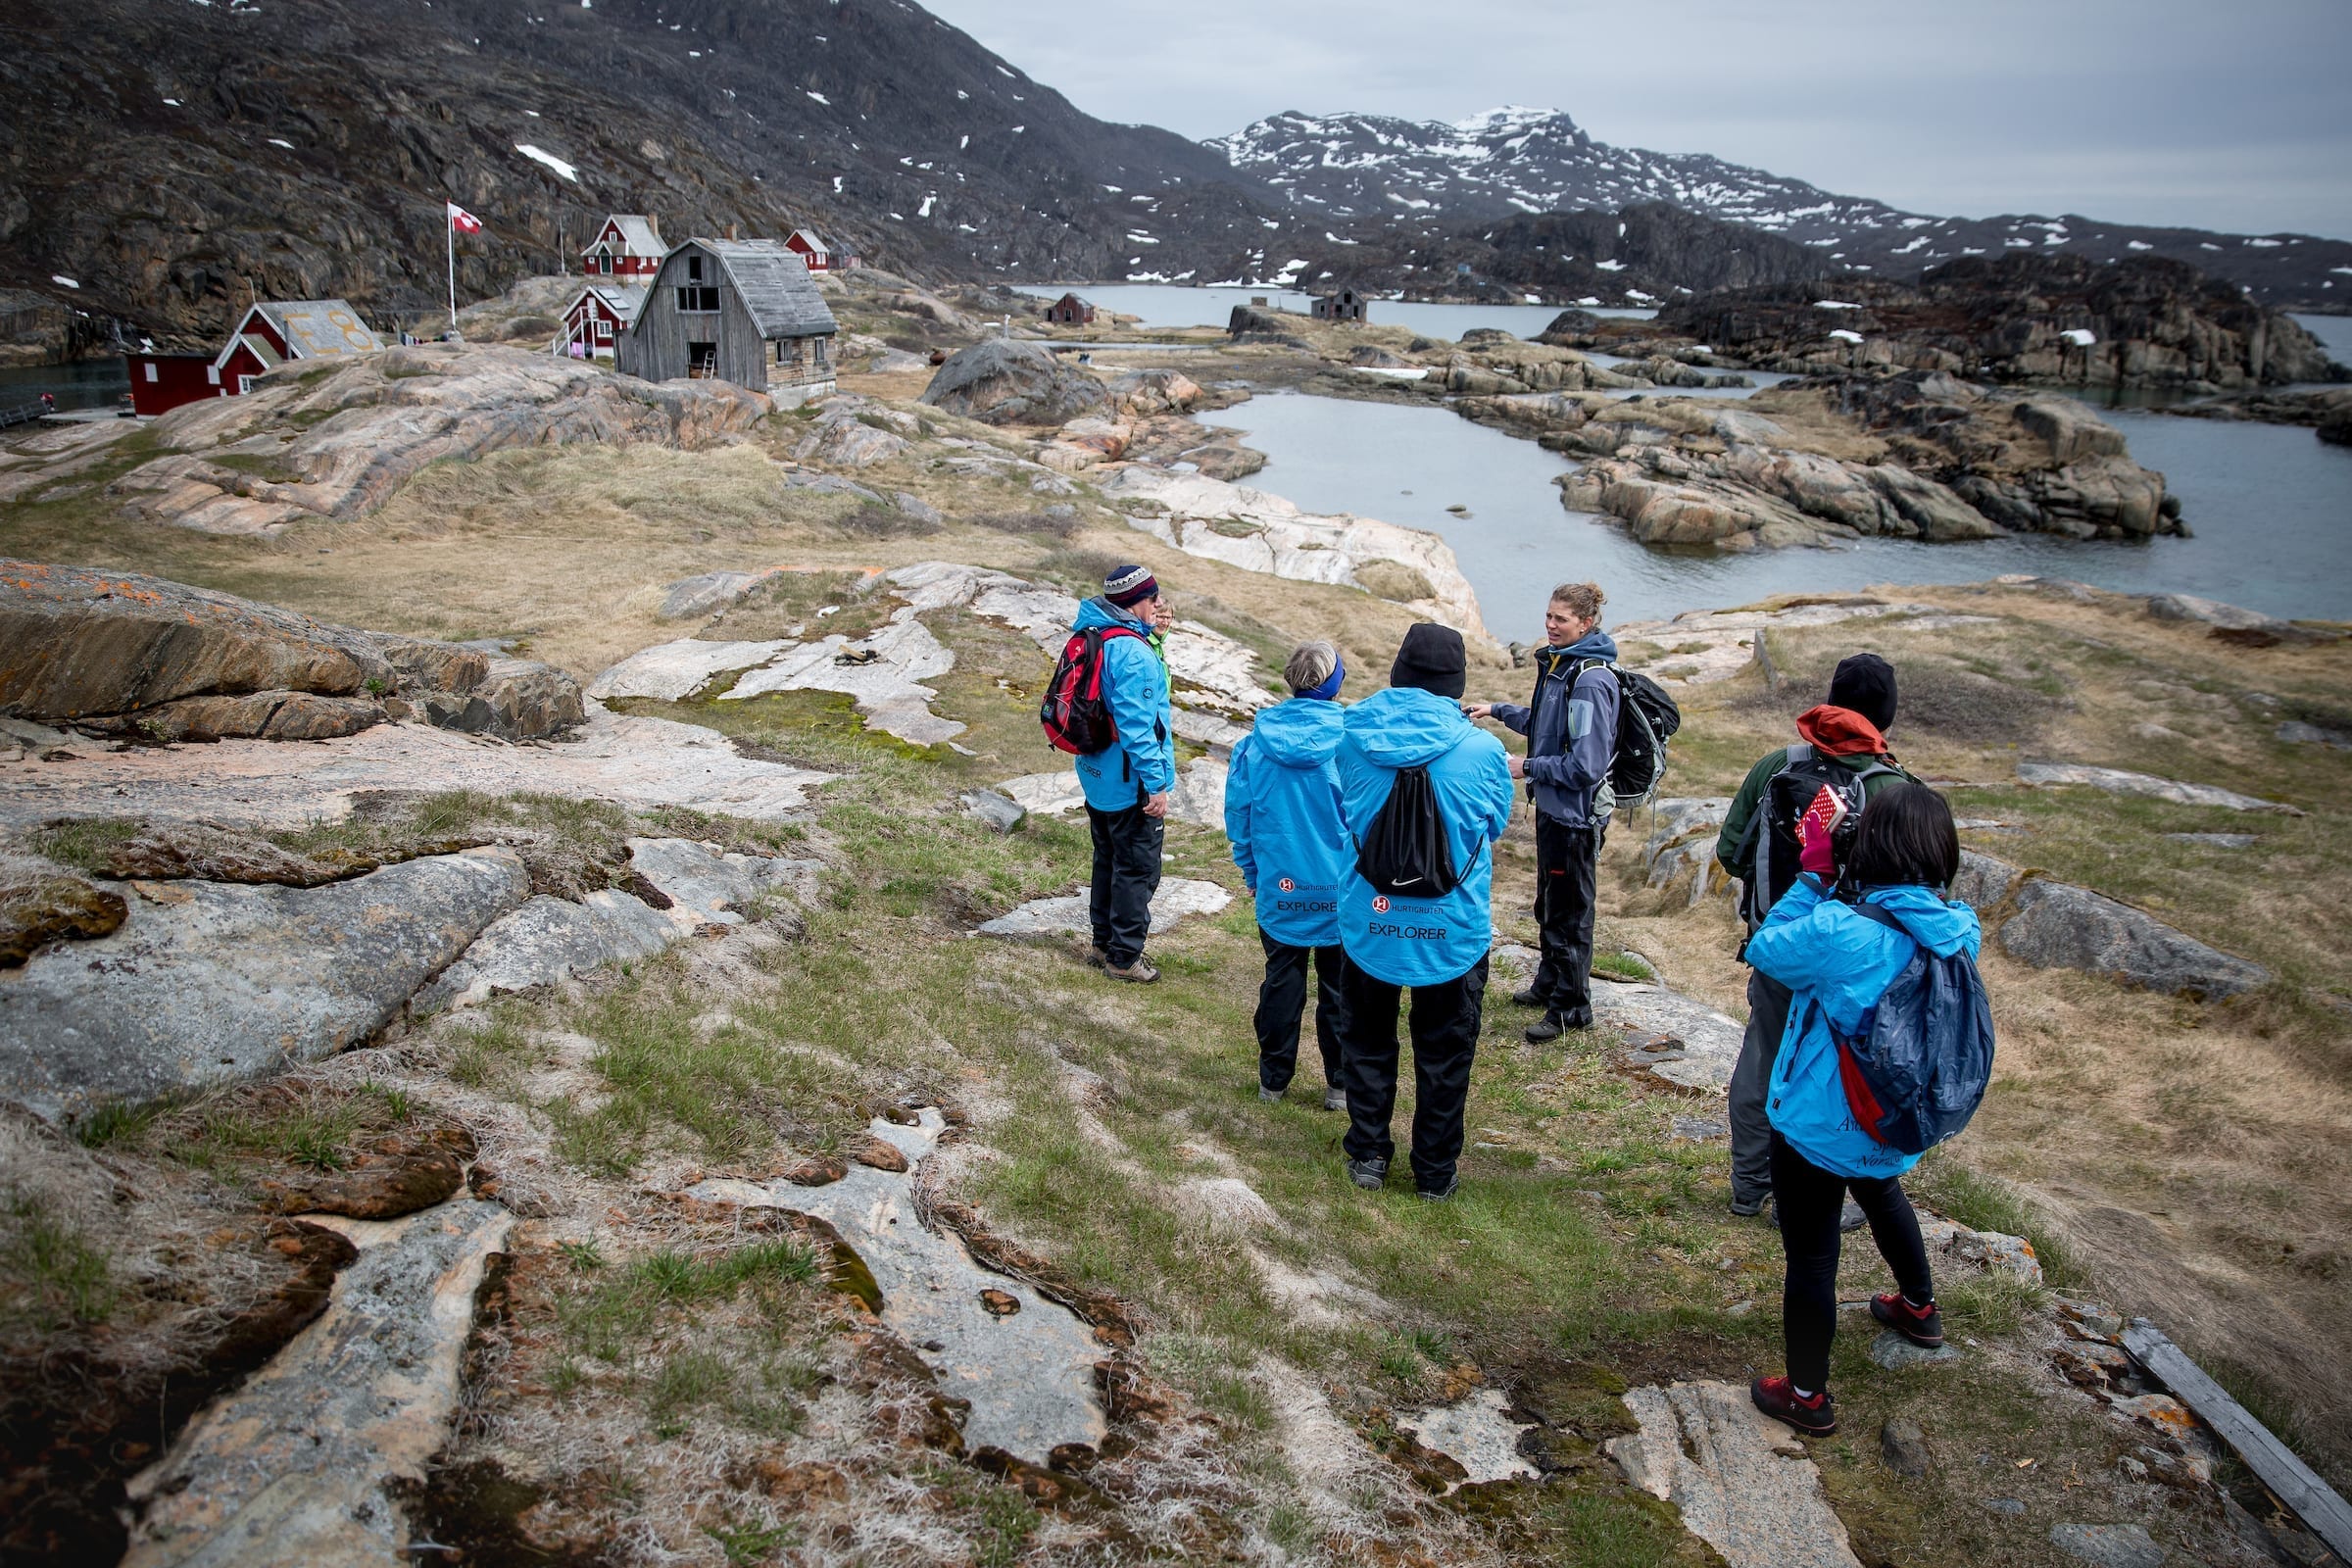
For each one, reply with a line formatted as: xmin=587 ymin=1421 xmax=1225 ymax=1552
xmin=0 ymin=0 xmax=1287 ymax=341
xmin=1211 ymin=107 xmax=2352 ymax=309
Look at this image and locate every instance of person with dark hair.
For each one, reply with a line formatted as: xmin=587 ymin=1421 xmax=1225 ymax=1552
xmin=1335 ymin=623 xmax=1516 ymax=1200
xmin=1743 ymin=780 xmax=1976 ymax=1438
xmin=1464 ymin=580 xmax=1618 ymax=1044
xmin=1227 ymin=641 xmax=1353 ymax=1109
xmin=1713 ymin=653 xmax=1917 ymax=1219
xmin=1072 ymin=564 xmax=1175 ymax=983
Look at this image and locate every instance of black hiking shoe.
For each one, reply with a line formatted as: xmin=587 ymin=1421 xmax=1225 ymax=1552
xmin=1750 ymin=1375 xmax=1838 ymax=1438
xmin=1347 ymin=1156 xmax=1389 ymax=1191
xmin=1418 ymin=1175 xmax=1460 ymax=1202
xmin=1510 ymin=985 xmax=1544 ymax=1007
xmin=1870 ymin=1292 xmax=1945 ymax=1348
xmin=1322 ymin=1085 xmax=1348 ymax=1112
xmin=1524 ymin=1012 xmax=1567 ymax=1044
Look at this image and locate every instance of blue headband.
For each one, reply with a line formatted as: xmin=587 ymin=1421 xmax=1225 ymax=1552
xmin=1301 ymin=654 xmax=1346 ymax=703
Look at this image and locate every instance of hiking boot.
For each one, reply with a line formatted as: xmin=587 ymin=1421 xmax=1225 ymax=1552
xmin=1750 ymin=1375 xmax=1838 ymax=1438
xmin=1418 ymin=1175 xmax=1460 ymax=1202
xmin=1322 ymin=1085 xmax=1348 ymax=1112
xmin=1870 ymin=1292 xmax=1945 ymax=1348
xmin=1557 ymin=1006 xmax=1593 ymax=1030
xmin=1257 ymin=1085 xmax=1283 ymax=1104
xmin=1084 ymin=944 xmax=1110 ymax=968
xmin=1524 ymin=1012 xmax=1566 ymax=1044
xmin=1347 ymin=1156 xmax=1389 ymax=1191
xmin=1103 ymin=956 xmax=1159 ymax=984
xmin=1510 ymin=985 xmax=1545 ymax=1007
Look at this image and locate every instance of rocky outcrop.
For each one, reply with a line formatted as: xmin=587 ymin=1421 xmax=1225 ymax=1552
xmin=918 ymin=341 xmax=1111 ymax=426
xmin=1636 ymin=254 xmax=2344 ymax=392
xmin=977 ymin=879 xmax=1231 ymax=941
xmin=2018 ymin=760 xmax=2297 ymax=813
xmin=1547 ymin=374 xmax=2178 ymax=551
xmin=94 ymin=344 xmax=766 ymax=536
xmin=1997 ymin=879 xmax=2271 ymax=1001
xmin=0 ymin=561 xmax=582 ymax=743
xmin=1101 ymin=466 xmax=1492 ymax=640
xmin=0 ymin=848 xmax=530 ymax=1121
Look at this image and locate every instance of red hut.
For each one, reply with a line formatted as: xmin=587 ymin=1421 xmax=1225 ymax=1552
xmin=1042 ymin=292 xmax=1097 ymax=325
xmin=581 ymin=215 xmax=665 ymax=278
xmin=125 ymin=335 xmax=221 ymax=416
xmin=785 ymin=228 xmax=860 ymax=272
xmin=557 ymin=283 xmax=646 ymax=359
xmin=122 ymin=301 xmax=384 ymax=416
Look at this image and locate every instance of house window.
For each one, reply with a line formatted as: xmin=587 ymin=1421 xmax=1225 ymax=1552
xmin=687 ymin=255 xmax=704 ymax=282
xmin=237 ymin=375 xmax=257 ymax=394
xmin=688 ymin=342 xmax=716 ymax=377
xmin=812 ymin=337 xmax=829 ymax=368
xmin=597 ymin=253 xmax=612 ymax=275
xmin=144 ymin=363 xmax=158 ymax=382
xmin=596 ymin=318 xmax=612 ymax=340
xmin=676 ymin=285 xmax=718 ymax=313
xmin=207 ymin=366 xmax=220 ymax=386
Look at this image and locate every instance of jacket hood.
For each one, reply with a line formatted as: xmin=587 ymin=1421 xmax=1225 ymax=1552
xmin=1796 ymin=704 xmax=1889 ymax=758
xmin=1860 ymin=883 xmax=1981 ymax=958
xmin=1251 ymin=696 xmax=1347 ymax=766
xmin=1073 ymin=596 xmax=1150 ymax=633
xmin=1540 ymin=629 xmax=1620 ymax=666
xmin=1347 ymin=686 xmax=1473 ymax=768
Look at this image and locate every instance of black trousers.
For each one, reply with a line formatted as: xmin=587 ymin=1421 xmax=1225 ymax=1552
xmin=1256 ymin=936 xmax=1350 ymax=1092
xmin=1770 ymin=1133 xmax=1936 ymax=1393
xmin=1341 ymin=956 xmax=1488 ymax=1192
xmin=1728 ymin=968 xmax=1796 ymax=1205
xmin=1533 ymin=816 xmax=1604 ymax=1014
xmin=1086 ymin=803 xmax=1162 ymax=966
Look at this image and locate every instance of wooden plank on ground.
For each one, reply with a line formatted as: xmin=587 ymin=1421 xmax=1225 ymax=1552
xmin=2122 ymin=1318 xmax=2352 ymax=1559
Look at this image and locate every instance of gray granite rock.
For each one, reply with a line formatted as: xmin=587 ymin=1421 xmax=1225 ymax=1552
xmin=917 ymin=340 xmax=1112 ymax=426
xmin=121 ymin=1200 xmax=514 ymax=1568
xmin=2145 ymin=593 xmax=2286 ymax=633
xmin=420 ymin=656 xmax=584 ymax=741
xmin=1880 ymin=1418 xmax=1933 ymax=1478
xmin=2019 ymin=760 xmax=2295 ymax=813
xmin=0 ymin=849 xmax=529 ymax=1121
xmin=1950 ymin=850 xmax=2022 ymax=910
xmin=2278 ymin=719 xmax=2350 ymax=749
xmin=624 ymin=837 xmax=811 ymax=927
xmin=1596 ymin=983 xmax=1745 ymax=1094
xmin=959 ymin=789 xmax=1027 ymax=834
xmin=1999 ymin=879 xmax=2270 ymax=1001
xmin=1869 ymin=1331 xmax=1962 ymax=1370
xmin=2164 ymin=832 xmax=2256 ymax=850
xmin=1609 ymin=1381 xmax=1862 ymax=1568
xmin=658 ymin=569 xmax=775 ymax=621
xmin=2048 ymin=1523 xmax=2165 ymax=1568
xmin=977 ymin=878 xmax=1231 ymax=940
xmin=411 ymin=889 xmax=677 ymax=1014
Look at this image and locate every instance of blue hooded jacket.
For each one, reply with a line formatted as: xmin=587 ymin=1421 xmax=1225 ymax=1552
xmin=1226 ymin=697 xmax=1349 ymax=947
xmin=1069 ymin=596 xmax=1174 ymax=810
xmin=1336 ymin=687 xmax=1516 ymax=986
xmin=1490 ymin=629 xmax=1620 ymax=826
xmin=1747 ymin=877 xmax=1984 ymax=1180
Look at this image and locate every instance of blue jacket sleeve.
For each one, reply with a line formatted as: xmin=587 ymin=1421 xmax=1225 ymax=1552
xmin=1104 ymin=637 xmax=1174 ymax=793
xmin=1225 ymin=739 xmax=1256 ymax=888
xmin=1744 ymin=876 xmax=1865 ymax=994
xmin=1481 ymin=742 xmax=1516 ymax=844
xmin=1490 ymin=701 xmax=1533 ymax=736
xmin=1524 ymin=668 xmax=1618 ymax=791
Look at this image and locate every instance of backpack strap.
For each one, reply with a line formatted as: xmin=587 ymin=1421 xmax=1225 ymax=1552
xmin=1846 ymin=901 xmax=1907 ymax=933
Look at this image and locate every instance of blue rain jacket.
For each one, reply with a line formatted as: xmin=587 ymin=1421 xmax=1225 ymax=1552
xmin=1489 ymin=629 xmax=1621 ymax=826
xmin=1336 ymin=687 xmax=1516 ymax=986
xmin=1747 ymin=877 xmax=1984 ymax=1180
xmin=1069 ymin=596 xmax=1174 ymax=810
xmin=1226 ymin=697 xmax=1349 ymax=947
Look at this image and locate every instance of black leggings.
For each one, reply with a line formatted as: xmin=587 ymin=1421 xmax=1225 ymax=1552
xmin=1771 ymin=1133 xmax=1935 ymax=1393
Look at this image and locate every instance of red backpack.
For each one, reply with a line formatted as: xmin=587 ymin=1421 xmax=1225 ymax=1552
xmin=1040 ymin=625 xmax=1146 ymax=755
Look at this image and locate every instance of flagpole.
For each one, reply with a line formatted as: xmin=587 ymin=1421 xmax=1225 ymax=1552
xmin=447 ymin=208 xmax=458 ymax=329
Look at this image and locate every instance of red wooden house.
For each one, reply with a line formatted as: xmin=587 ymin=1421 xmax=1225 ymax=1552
xmin=784 ymin=228 xmax=860 ymax=272
xmin=557 ymin=283 xmax=647 ymax=359
xmin=1041 ymin=292 xmax=1097 ymax=325
xmin=123 ymin=300 xmax=385 ymax=416
xmin=581 ymin=215 xmax=665 ymax=278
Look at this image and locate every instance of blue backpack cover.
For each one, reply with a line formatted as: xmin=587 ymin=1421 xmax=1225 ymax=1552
xmin=1831 ymin=904 xmax=1996 ymax=1154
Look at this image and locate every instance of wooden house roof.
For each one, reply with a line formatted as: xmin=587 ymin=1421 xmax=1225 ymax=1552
xmin=787 ymin=227 xmax=832 ymax=254
xmin=247 ymin=300 xmax=386 ymax=358
xmin=597 ymin=215 xmax=664 ymax=254
xmin=575 ymin=283 xmax=650 ymax=324
xmin=679 ymin=239 xmax=839 ymax=338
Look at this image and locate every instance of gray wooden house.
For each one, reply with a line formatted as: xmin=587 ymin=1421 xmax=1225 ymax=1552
xmin=1311 ymin=286 xmax=1369 ymax=322
xmin=615 ymin=238 xmax=839 ymax=397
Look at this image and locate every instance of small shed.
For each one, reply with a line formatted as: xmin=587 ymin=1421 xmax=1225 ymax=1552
xmin=785 ymin=227 xmax=860 ymax=272
xmin=126 ymin=301 xmax=382 ymax=414
xmin=582 ymin=215 xmax=665 ymax=278
xmin=1311 ymin=286 xmax=1369 ymax=323
xmin=1041 ymin=292 xmax=1097 ymax=326
xmin=615 ymin=238 xmax=840 ymax=396
xmin=559 ymin=283 xmax=647 ymax=359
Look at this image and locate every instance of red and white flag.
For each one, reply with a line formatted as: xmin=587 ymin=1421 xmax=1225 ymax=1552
xmin=446 ymin=202 xmax=483 ymax=233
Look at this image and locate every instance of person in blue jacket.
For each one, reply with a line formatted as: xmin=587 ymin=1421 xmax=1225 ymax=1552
xmin=1466 ymin=581 xmax=1619 ymax=1044
xmin=1227 ymin=640 xmax=1354 ymax=1109
xmin=1743 ymin=780 xmax=1978 ymax=1438
xmin=1073 ymin=565 xmax=1176 ymax=983
xmin=1335 ymin=623 xmax=1516 ymax=1201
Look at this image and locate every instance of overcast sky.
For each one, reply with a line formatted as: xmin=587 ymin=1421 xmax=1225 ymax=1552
xmin=920 ymin=0 xmax=2352 ymax=239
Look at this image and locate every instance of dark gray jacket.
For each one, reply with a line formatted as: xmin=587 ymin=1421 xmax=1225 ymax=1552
xmin=1491 ymin=630 xmax=1619 ymax=826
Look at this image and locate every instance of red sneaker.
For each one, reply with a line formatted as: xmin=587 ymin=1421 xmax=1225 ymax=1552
xmin=1750 ymin=1375 xmax=1838 ymax=1437
xmin=1870 ymin=1292 xmax=1945 ymax=1348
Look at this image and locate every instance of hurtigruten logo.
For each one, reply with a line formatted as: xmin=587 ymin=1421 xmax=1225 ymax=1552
xmin=1372 ymin=895 xmax=1391 ymax=913
xmin=1278 ymin=877 xmax=1296 ymax=892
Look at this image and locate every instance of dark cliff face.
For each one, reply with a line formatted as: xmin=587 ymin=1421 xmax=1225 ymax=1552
xmin=0 ymin=0 xmax=1288 ymax=339
xmin=1649 ymin=254 xmax=2344 ymax=390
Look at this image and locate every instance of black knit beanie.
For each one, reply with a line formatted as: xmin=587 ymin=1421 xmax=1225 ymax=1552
xmin=1390 ymin=623 xmax=1467 ymax=701
xmin=1827 ymin=653 xmax=1897 ymax=732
